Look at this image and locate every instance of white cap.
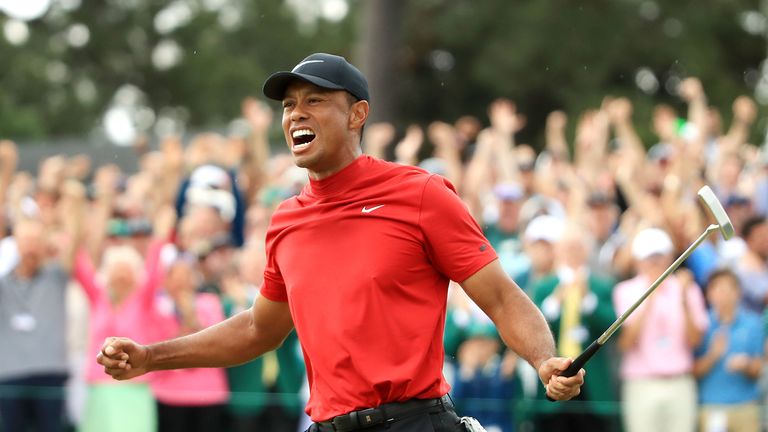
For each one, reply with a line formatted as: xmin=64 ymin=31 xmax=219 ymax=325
xmin=190 ymin=164 xmax=230 ymax=189
xmin=185 ymin=188 xmax=236 ymax=222
xmin=524 ymin=215 xmax=565 ymax=244
xmin=632 ymin=228 xmax=674 ymax=260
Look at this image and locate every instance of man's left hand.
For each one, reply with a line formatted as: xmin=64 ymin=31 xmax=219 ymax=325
xmin=538 ymin=357 xmax=585 ymax=401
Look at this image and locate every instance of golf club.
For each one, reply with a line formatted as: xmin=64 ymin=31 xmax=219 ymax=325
xmin=547 ymin=185 xmax=733 ymax=398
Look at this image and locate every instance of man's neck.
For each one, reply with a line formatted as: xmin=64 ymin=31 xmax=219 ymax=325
xmin=15 ymin=262 xmax=39 ymax=279
xmin=716 ymin=305 xmax=737 ymax=323
xmin=307 ymin=149 xmax=362 ymax=181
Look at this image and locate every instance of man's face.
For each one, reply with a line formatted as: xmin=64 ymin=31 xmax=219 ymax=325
xmin=636 ymin=253 xmax=673 ymax=278
xmin=166 ymin=260 xmax=197 ymax=297
xmin=525 ymin=240 xmax=555 ymax=273
xmin=747 ymin=221 xmax=768 ymax=259
xmin=587 ymin=204 xmax=618 ymax=241
xmin=106 ymin=260 xmax=138 ymax=297
xmin=281 ymin=81 xmax=364 ymax=178
xmin=706 ymin=274 xmax=740 ymax=311
xmin=14 ymin=220 xmax=45 ymax=268
xmin=556 ymin=233 xmax=587 ymax=269
xmin=496 ymin=199 xmax=521 ymax=232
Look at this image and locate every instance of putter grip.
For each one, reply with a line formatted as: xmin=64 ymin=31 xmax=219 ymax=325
xmin=546 ymin=340 xmax=602 ymax=401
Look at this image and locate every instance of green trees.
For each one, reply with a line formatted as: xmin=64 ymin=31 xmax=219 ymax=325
xmin=0 ymin=0 xmax=764 ymax=146
xmin=395 ymin=0 xmax=765 ymax=145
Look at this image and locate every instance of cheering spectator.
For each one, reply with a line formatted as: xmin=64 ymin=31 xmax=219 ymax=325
xmin=613 ymin=228 xmax=709 ymax=432
xmin=584 ymin=191 xmax=624 ymax=280
xmin=516 ymin=214 xmax=563 ymax=294
xmin=72 ymin=205 xmax=175 ymax=432
xmin=734 ymin=215 xmax=768 ymax=314
xmin=448 ymin=285 xmax=517 ymax=432
xmin=0 ymin=180 xmax=84 ymax=432
xmin=150 ymin=258 xmax=229 ymax=432
xmin=694 ymin=269 xmax=763 ymax=432
xmin=220 ymin=240 xmax=306 ymax=432
xmin=220 ymin=243 xmax=268 ymax=431
xmin=484 ymin=183 xmax=527 ymax=278
xmin=533 ymin=223 xmax=617 ymax=431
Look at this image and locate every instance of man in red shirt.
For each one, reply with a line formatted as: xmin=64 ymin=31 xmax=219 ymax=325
xmin=98 ymin=53 xmax=584 ymax=431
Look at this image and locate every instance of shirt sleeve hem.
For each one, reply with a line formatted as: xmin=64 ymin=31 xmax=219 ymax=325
xmin=260 ymin=277 xmax=289 ymax=303
xmin=454 ymin=255 xmax=500 ymax=284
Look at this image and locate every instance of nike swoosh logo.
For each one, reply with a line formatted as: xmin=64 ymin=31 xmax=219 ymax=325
xmin=292 ymin=60 xmax=324 ymax=72
xmin=362 ymin=205 xmax=385 ymax=214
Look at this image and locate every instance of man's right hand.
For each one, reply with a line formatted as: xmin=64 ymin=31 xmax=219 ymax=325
xmin=96 ymin=337 xmax=152 ymax=381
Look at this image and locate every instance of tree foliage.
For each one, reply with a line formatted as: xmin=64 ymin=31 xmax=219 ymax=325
xmin=0 ymin=0 xmax=765 ymax=147
xmin=0 ymin=0 xmax=358 ymax=139
xmin=397 ymin=0 xmax=765 ymax=146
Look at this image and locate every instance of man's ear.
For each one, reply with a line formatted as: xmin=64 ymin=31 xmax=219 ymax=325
xmin=349 ymin=100 xmax=369 ymax=130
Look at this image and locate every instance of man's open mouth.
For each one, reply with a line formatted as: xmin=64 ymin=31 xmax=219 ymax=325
xmin=292 ymin=128 xmax=316 ymax=150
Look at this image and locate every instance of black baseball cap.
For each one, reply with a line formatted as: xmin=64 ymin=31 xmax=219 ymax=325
xmin=262 ymin=53 xmax=369 ymax=102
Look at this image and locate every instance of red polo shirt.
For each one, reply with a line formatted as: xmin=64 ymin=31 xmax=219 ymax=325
xmin=261 ymin=155 xmax=497 ymax=421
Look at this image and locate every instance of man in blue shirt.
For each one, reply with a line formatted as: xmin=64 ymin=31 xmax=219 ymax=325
xmin=694 ymin=268 xmax=764 ymax=432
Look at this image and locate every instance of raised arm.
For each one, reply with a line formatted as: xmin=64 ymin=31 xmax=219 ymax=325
xmin=462 ymin=129 xmax=496 ymax=219
xmin=137 ymin=205 xmax=177 ymax=304
xmin=545 ymin=111 xmax=570 ymax=161
xmin=428 ymin=121 xmax=464 ymax=189
xmin=157 ymin=136 xmax=186 ymax=209
xmin=487 ymin=98 xmax=523 ymax=184
xmin=460 ymin=259 xmax=584 ymax=400
xmin=363 ymin=122 xmax=396 ymax=161
xmin=97 ymin=294 xmax=293 ymax=380
xmin=87 ymin=165 xmax=120 ymax=263
xmin=606 ymin=98 xmax=645 ymax=171
xmin=721 ymin=95 xmax=757 ymax=154
xmin=241 ymin=97 xmax=273 ymax=202
xmin=0 ymin=140 xmax=18 ymax=239
xmin=573 ymin=108 xmax=610 ymax=187
xmin=394 ymin=125 xmax=424 ymax=166
xmin=59 ymin=179 xmax=87 ymax=273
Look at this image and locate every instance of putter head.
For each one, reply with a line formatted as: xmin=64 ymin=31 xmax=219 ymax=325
xmin=697 ymin=185 xmax=734 ymax=240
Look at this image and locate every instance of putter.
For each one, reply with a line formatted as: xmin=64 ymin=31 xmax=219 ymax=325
xmin=547 ymin=185 xmax=733 ymax=397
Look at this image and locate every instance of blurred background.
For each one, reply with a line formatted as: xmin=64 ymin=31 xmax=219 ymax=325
xmin=3 ymin=1 xmax=768 ymax=432
xmin=2 ymin=0 xmax=768 ymax=151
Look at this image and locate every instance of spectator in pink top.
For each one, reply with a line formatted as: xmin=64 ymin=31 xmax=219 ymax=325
xmin=150 ymin=257 xmax=229 ymax=432
xmin=73 ymin=206 xmax=176 ymax=432
xmin=613 ymin=228 xmax=709 ymax=432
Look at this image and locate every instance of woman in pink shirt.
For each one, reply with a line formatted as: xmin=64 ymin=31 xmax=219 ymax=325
xmin=150 ymin=257 xmax=229 ymax=432
xmin=74 ymin=206 xmax=176 ymax=432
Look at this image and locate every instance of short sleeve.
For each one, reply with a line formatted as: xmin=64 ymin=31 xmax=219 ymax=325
xmin=261 ymin=277 xmax=288 ymax=302
xmin=685 ymin=282 xmax=710 ymax=330
xmin=418 ymin=175 xmax=497 ymax=283
xmin=260 ymin=230 xmax=288 ymax=302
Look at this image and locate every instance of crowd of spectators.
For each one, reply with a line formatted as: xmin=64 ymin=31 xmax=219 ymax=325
xmin=0 ymin=77 xmax=767 ymax=432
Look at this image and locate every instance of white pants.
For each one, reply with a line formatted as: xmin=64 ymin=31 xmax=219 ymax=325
xmin=622 ymin=375 xmax=697 ymax=432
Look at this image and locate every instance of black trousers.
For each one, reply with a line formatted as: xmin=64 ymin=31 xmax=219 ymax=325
xmin=156 ymin=402 xmax=228 ymax=432
xmin=230 ymin=404 xmax=300 ymax=432
xmin=535 ymin=411 xmax=611 ymax=432
xmin=307 ymin=406 xmax=467 ymax=432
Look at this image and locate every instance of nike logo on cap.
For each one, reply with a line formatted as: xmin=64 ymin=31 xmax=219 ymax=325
xmin=292 ymin=60 xmax=324 ymax=72
xmin=362 ymin=205 xmax=384 ymax=214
